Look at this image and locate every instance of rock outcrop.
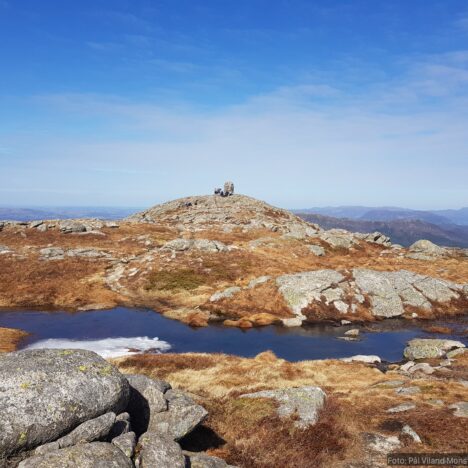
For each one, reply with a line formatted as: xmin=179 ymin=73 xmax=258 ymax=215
xmin=0 ymin=350 xmax=227 ymax=468
xmin=241 ymin=386 xmax=326 ymax=428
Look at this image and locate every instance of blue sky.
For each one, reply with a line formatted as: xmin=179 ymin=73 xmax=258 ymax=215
xmin=1 ymin=0 xmax=467 ymax=209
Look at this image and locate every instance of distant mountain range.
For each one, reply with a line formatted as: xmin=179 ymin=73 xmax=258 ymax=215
xmin=296 ymin=206 xmax=468 ymax=226
xmin=0 ymin=207 xmax=137 ymax=221
xmin=293 ymin=206 xmax=468 ymax=248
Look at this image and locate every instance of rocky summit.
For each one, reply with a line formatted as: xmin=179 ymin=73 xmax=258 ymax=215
xmin=0 ymin=192 xmax=467 ymax=328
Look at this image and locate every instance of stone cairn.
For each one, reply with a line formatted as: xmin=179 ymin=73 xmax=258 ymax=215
xmin=214 ymin=181 xmax=234 ymax=197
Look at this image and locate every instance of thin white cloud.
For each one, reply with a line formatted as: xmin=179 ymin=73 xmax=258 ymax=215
xmin=3 ymin=50 xmax=467 ymax=208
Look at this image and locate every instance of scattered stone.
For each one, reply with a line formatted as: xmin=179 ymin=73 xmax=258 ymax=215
xmin=400 ymin=361 xmax=415 ymax=372
xmin=374 ymin=380 xmax=405 ymax=388
xmin=210 ymin=286 xmax=242 ymax=302
xmin=162 ymin=238 xmax=230 ymax=253
xmin=408 ymin=363 xmax=435 ymax=375
xmin=449 ymin=402 xmax=468 ymax=418
xmin=357 ymin=231 xmax=392 ymax=246
xmin=18 ymin=442 xmax=133 ymax=468
xmin=0 ymin=245 xmax=12 ymax=255
xmin=407 ymin=239 xmax=448 ymax=260
xmin=342 ymin=355 xmax=381 ymax=364
xmin=0 ymin=349 xmax=129 ymax=456
xmin=307 ymin=244 xmax=326 ymax=256
xmin=150 ymin=389 xmax=208 ymax=440
xmin=247 ymin=275 xmax=271 ymax=289
xmin=403 ymin=338 xmax=465 ymax=360
xmin=39 ymin=247 xmax=65 ymax=260
xmin=341 ymin=320 xmax=352 ymax=325
xmin=401 ymin=424 xmax=422 ymax=443
xmin=59 ymin=221 xmax=87 ymax=234
xmin=319 ymin=229 xmax=356 ymax=249
xmin=241 ymin=386 xmax=326 ymax=428
xmin=386 ymin=403 xmax=416 ymax=413
xmin=364 ymin=433 xmax=401 ymax=453
xmin=112 ymin=431 xmax=136 ymax=459
xmin=136 ymin=432 xmax=185 ymax=468
xmin=344 ymin=328 xmax=360 ymax=337
xmin=395 ymin=386 xmax=421 ymax=396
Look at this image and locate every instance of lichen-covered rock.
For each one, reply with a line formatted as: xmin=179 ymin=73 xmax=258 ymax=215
xmin=136 ymin=432 xmax=185 ymax=468
xmin=150 ymin=389 xmax=208 ymax=440
xmin=18 ymin=442 xmax=133 ymax=467
xmin=403 ymin=338 xmax=465 ymax=360
xmin=276 ymin=270 xmax=345 ymax=320
xmin=112 ymin=431 xmax=136 ymax=459
xmin=241 ymin=386 xmax=326 ymax=428
xmin=34 ymin=412 xmax=116 ymax=455
xmin=0 ymin=349 xmax=129 ymax=456
xmin=125 ymin=374 xmax=169 ymax=435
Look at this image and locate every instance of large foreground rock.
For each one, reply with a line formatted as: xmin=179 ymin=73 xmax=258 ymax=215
xmin=0 ymin=349 xmax=129 ymax=456
xmin=18 ymin=442 xmax=132 ymax=468
xmin=136 ymin=432 xmax=185 ymax=468
xmin=241 ymin=386 xmax=326 ymax=428
xmin=404 ymin=339 xmax=465 ymax=360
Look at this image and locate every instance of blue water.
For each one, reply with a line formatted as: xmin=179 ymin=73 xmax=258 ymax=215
xmin=0 ymin=307 xmax=466 ymax=362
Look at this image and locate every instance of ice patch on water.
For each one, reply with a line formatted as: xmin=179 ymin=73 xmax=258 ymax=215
xmin=25 ymin=336 xmax=171 ymax=358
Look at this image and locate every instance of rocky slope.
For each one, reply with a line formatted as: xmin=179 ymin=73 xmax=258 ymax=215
xmin=0 ymin=193 xmax=467 ymax=329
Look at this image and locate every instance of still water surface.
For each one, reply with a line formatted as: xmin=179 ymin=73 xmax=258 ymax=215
xmin=0 ymin=307 xmax=466 ymax=362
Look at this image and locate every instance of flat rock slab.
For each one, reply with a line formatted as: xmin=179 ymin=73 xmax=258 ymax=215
xmin=136 ymin=432 xmax=185 ymax=468
xmin=241 ymin=386 xmax=326 ymax=428
xmin=386 ymin=403 xmax=416 ymax=413
xmin=0 ymin=349 xmax=129 ymax=456
xmin=404 ymin=339 xmax=465 ymax=360
xmin=18 ymin=442 xmax=133 ymax=468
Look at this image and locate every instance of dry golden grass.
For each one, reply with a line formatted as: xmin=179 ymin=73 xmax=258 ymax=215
xmin=0 ymin=327 xmax=29 ymax=352
xmin=0 ymin=256 xmax=120 ymax=309
xmin=114 ymin=351 xmax=468 ymax=467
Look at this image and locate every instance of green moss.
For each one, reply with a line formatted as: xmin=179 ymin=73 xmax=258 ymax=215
xmin=19 ymin=382 xmax=30 ymax=390
xmin=18 ymin=432 xmax=27 ymax=445
xmin=78 ymin=365 xmax=88 ymax=372
xmin=145 ymin=269 xmax=205 ymax=291
xmin=60 ymin=350 xmax=74 ymax=356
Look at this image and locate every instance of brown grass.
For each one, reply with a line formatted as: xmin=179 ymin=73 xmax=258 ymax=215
xmin=0 ymin=327 xmax=29 ymax=352
xmin=114 ymin=351 xmax=468 ymax=467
